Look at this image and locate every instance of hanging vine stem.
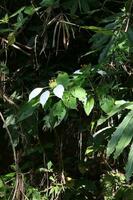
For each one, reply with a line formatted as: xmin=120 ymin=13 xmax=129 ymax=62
xmin=125 ymin=0 xmax=133 ymax=32
xmin=0 ymin=112 xmax=20 ymax=200
xmin=0 ymin=112 xmax=17 ymax=166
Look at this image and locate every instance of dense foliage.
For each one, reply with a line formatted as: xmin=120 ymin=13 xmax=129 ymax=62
xmin=1 ymin=0 xmax=133 ymax=199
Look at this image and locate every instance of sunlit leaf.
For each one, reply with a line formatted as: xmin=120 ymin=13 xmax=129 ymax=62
xmin=107 ymin=110 xmax=133 ymax=158
xmin=10 ymin=7 xmax=25 ymax=18
xmin=63 ymin=91 xmax=77 ymax=109
xmin=40 ymin=90 xmax=50 ymax=107
xmin=84 ymin=96 xmax=94 ymax=116
xmin=53 ymin=84 xmax=64 ymax=99
xmin=71 ymin=86 xmax=87 ymax=103
xmin=3 ymin=114 xmax=15 ymax=127
xmin=100 ymin=96 xmax=115 ymax=113
xmin=29 ymin=88 xmax=43 ymax=101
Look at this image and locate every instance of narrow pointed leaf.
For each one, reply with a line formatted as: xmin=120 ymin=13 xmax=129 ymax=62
xmin=114 ymin=114 xmax=133 ymax=159
xmin=107 ymin=110 xmax=133 ymax=157
xmin=125 ymin=143 xmax=133 ymax=181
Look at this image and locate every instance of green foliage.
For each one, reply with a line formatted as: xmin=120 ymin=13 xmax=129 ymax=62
xmin=1 ymin=0 xmax=133 ymax=199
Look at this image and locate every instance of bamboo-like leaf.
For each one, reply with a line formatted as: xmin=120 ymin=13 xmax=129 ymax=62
xmin=107 ymin=110 xmax=133 ymax=157
xmin=125 ymin=143 xmax=133 ymax=181
xmin=114 ymin=113 xmax=133 ymax=159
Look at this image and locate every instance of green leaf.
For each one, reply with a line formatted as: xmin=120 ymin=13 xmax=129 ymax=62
xmin=125 ymin=143 xmax=133 ymax=181
xmin=9 ymin=7 xmax=25 ymax=18
xmin=40 ymin=0 xmax=56 ymax=7
xmin=84 ymin=96 xmax=94 ymax=116
xmin=62 ymin=91 xmax=77 ymax=109
xmin=18 ymin=100 xmax=39 ymax=122
xmin=56 ymin=72 xmax=69 ymax=87
xmin=24 ymin=6 xmax=37 ymax=15
xmin=81 ymin=26 xmax=113 ymax=35
xmin=107 ymin=110 xmax=133 ymax=158
xmin=0 ymin=179 xmax=4 ymax=188
xmin=98 ymin=101 xmax=133 ymax=126
xmin=47 ymin=161 xmax=53 ymax=170
xmin=100 ymin=96 xmax=115 ymax=113
xmin=71 ymin=86 xmax=87 ymax=103
xmin=4 ymin=114 xmax=15 ymax=127
xmin=7 ymin=32 xmax=16 ymax=46
xmin=52 ymin=101 xmax=66 ymax=127
xmin=0 ymin=14 xmax=9 ymax=24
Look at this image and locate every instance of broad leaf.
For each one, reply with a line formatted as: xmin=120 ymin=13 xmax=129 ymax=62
xmin=56 ymin=72 xmax=69 ymax=87
xmin=71 ymin=86 xmax=87 ymax=103
xmin=84 ymin=96 xmax=94 ymax=116
xmin=53 ymin=84 xmax=64 ymax=99
xmin=18 ymin=100 xmax=39 ymax=122
xmin=40 ymin=90 xmax=50 ymax=107
xmin=29 ymin=88 xmax=43 ymax=101
xmin=100 ymin=96 xmax=115 ymax=113
xmin=52 ymin=101 xmax=66 ymax=127
xmin=107 ymin=110 xmax=133 ymax=158
xmin=43 ymin=101 xmax=66 ymax=128
xmin=63 ymin=91 xmax=77 ymax=109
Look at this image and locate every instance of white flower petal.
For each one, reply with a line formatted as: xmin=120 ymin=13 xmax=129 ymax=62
xmin=29 ymin=88 xmax=43 ymax=101
xmin=53 ymin=84 xmax=64 ymax=99
xmin=40 ymin=90 xmax=50 ymax=107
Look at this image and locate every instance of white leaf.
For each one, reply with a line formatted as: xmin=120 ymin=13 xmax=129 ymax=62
xmin=53 ymin=84 xmax=64 ymax=99
xmin=73 ymin=69 xmax=82 ymax=74
xmin=29 ymin=88 xmax=43 ymax=101
xmin=40 ymin=90 xmax=50 ymax=107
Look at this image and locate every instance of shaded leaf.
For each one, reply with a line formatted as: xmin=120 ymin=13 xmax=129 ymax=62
xmin=18 ymin=100 xmax=39 ymax=122
xmin=7 ymin=32 xmax=16 ymax=46
xmin=125 ymin=143 xmax=133 ymax=181
xmin=56 ymin=72 xmax=69 ymax=87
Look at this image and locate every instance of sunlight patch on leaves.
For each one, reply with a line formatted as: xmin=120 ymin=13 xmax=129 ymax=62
xmin=29 ymin=88 xmax=43 ymax=101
